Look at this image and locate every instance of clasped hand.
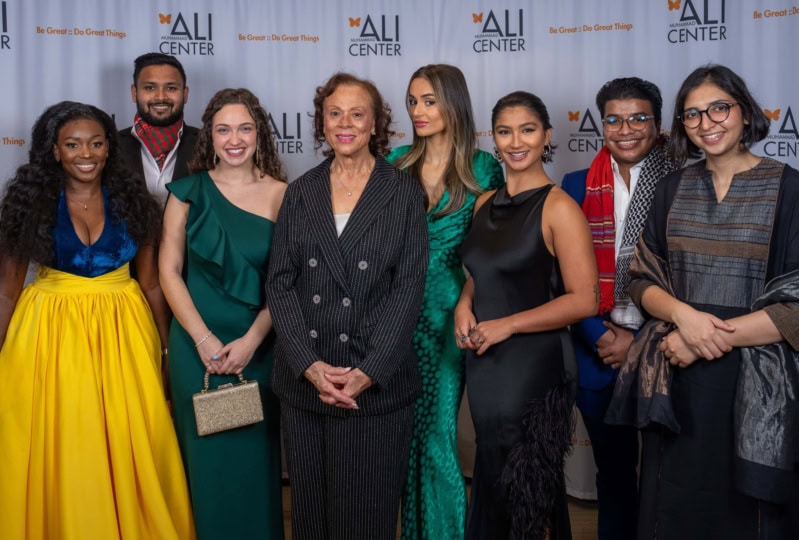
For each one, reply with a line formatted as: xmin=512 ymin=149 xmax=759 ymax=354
xmin=198 ymin=334 xmax=258 ymax=375
xmin=454 ymin=307 xmax=512 ymax=356
xmin=305 ymin=360 xmax=372 ymax=409
xmin=595 ymin=321 xmax=634 ymax=369
xmin=662 ymin=307 xmax=735 ymax=368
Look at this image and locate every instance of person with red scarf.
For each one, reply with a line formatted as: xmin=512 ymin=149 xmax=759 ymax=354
xmin=561 ymin=77 xmax=678 ymax=540
xmin=118 ymin=52 xmax=199 ymax=207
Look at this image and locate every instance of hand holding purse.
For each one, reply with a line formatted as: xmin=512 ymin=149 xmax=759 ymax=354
xmin=192 ymin=370 xmax=264 ymax=436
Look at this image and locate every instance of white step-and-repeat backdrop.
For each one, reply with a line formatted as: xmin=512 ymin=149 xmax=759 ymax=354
xmin=1 ymin=0 xmax=797 ymax=499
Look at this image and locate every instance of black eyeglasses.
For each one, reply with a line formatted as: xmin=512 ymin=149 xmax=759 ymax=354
xmin=602 ymin=114 xmax=655 ymax=132
xmin=678 ymin=101 xmax=738 ymax=128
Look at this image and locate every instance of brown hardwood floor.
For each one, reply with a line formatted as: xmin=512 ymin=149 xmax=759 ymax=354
xmin=280 ymin=485 xmax=599 ymax=539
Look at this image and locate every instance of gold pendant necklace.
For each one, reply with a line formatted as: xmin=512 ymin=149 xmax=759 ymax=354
xmin=67 ymin=198 xmax=89 ymax=211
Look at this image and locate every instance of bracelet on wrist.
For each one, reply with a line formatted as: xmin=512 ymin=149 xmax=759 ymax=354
xmin=194 ymin=331 xmax=213 ymax=348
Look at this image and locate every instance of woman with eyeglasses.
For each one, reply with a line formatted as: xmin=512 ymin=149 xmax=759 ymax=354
xmin=625 ymin=64 xmax=799 ymax=539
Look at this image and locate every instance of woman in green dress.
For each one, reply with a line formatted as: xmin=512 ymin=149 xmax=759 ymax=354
xmin=388 ymin=64 xmax=504 ymax=539
xmin=159 ymin=88 xmax=287 ymax=539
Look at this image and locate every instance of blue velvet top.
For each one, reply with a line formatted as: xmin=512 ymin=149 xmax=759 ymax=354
xmin=52 ymin=189 xmax=137 ymax=277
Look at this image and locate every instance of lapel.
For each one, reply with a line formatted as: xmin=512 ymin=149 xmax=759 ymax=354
xmin=118 ymin=128 xmax=146 ymax=180
xmin=298 ymin=158 xmax=351 ymax=294
xmin=174 ymin=126 xmax=198 ymax=180
xmin=338 ymin=157 xmax=397 ymax=255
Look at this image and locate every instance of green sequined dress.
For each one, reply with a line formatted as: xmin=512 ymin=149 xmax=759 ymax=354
xmin=387 ymin=147 xmax=504 ymax=539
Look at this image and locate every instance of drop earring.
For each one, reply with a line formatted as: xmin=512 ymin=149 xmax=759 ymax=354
xmin=542 ymin=144 xmax=553 ymax=163
xmin=493 ymin=146 xmax=503 ymax=162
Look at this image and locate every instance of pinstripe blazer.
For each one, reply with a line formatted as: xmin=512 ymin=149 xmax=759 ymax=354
xmin=267 ymin=156 xmax=428 ymax=416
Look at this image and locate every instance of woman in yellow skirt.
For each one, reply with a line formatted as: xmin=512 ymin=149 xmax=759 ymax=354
xmin=0 ymin=101 xmax=195 ymax=540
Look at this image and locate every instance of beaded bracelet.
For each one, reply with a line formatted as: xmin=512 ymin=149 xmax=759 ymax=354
xmin=195 ymin=331 xmax=213 ymax=348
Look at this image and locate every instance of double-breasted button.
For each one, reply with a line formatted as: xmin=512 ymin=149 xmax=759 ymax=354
xmin=312 ymin=294 xmax=321 ymax=304
xmin=309 ymin=329 xmax=318 ymax=338
xmin=339 ymin=333 xmax=349 ymax=343
xmin=308 ymin=258 xmax=318 ymax=268
xmin=358 ymin=260 xmax=368 ymax=270
xmin=342 ymin=297 xmax=351 ymax=307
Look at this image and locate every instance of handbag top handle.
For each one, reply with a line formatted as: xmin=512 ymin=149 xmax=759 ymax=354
xmin=201 ymin=370 xmax=248 ymax=393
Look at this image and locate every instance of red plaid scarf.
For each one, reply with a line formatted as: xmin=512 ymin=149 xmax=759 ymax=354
xmin=582 ymin=146 xmax=616 ymax=314
xmin=134 ymin=114 xmax=182 ymax=170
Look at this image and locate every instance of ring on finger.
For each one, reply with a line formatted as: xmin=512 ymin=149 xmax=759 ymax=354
xmin=468 ymin=326 xmax=477 ymax=337
xmin=477 ymin=337 xmax=485 ymax=344
xmin=459 ymin=334 xmax=468 ymax=343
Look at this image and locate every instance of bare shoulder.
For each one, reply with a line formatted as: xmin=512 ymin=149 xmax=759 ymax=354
xmin=544 ymin=185 xmax=584 ymax=216
xmin=259 ymin=174 xmax=288 ymax=217
xmin=473 ymin=189 xmax=497 ymax=216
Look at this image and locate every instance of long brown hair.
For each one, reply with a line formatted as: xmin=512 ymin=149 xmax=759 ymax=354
xmin=393 ymin=64 xmax=483 ymax=217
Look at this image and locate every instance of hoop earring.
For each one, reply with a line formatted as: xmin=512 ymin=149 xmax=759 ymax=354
xmin=213 ymin=154 xmax=220 ymax=165
xmin=493 ymin=146 xmax=503 ymax=162
xmin=542 ymin=144 xmax=553 ymax=163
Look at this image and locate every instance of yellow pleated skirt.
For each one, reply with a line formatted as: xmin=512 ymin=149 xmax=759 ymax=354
xmin=0 ymin=265 xmax=195 ymax=540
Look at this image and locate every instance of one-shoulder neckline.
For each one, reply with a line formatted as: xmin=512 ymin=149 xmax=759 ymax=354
xmin=203 ymin=171 xmax=276 ymax=225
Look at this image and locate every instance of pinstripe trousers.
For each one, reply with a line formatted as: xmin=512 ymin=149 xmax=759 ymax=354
xmin=282 ymin=404 xmax=414 ymax=540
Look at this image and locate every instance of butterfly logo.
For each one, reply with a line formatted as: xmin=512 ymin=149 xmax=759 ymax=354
xmin=568 ymin=111 xmax=580 ymax=122
xmin=158 ymin=13 xmax=171 ymax=24
xmin=472 ymin=13 xmax=483 ymax=23
xmin=764 ymin=108 xmax=781 ymax=121
xmin=667 ymin=0 xmax=681 ymax=11
xmin=348 ymin=17 xmax=361 ymax=28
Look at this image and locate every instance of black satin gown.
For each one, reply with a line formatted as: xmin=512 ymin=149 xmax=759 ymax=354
xmin=461 ymin=184 xmax=574 ymax=540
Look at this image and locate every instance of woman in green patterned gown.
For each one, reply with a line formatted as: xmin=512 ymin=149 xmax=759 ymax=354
xmin=388 ymin=64 xmax=504 ymax=540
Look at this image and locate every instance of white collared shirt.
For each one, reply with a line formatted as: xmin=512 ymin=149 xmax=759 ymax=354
xmin=610 ymin=155 xmax=644 ymax=328
xmin=131 ymin=125 xmax=186 ymax=207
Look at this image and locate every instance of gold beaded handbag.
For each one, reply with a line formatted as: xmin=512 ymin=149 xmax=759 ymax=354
xmin=192 ymin=370 xmax=264 ymax=436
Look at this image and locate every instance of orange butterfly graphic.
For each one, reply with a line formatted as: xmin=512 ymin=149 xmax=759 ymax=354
xmin=472 ymin=13 xmax=483 ymax=23
xmin=764 ymin=108 xmax=781 ymax=121
xmin=348 ymin=17 xmax=361 ymax=28
xmin=568 ymin=111 xmax=580 ymax=121
xmin=667 ymin=0 xmax=681 ymax=11
xmin=158 ymin=13 xmax=171 ymax=24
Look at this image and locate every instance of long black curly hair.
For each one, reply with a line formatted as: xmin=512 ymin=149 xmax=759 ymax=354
xmin=0 ymin=101 xmax=161 ymax=266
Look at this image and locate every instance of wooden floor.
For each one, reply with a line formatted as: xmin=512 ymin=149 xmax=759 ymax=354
xmin=281 ymin=485 xmax=599 ymax=539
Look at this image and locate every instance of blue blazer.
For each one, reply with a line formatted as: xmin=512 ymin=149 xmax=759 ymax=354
xmin=561 ymin=169 xmax=618 ymax=391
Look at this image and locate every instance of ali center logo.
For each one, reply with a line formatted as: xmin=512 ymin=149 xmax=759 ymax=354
xmin=158 ymin=12 xmax=214 ymax=55
xmin=566 ymin=108 xmax=604 ymax=154
xmin=269 ymin=112 xmax=304 ymax=155
xmin=346 ymin=14 xmax=400 ymax=56
xmin=1 ymin=1 xmax=10 ymax=50
xmin=471 ymin=9 xmax=525 ymax=53
xmin=762 ymin=106 xmax=799 ymax=160
xmin=666 ymin=0 xmax=727 ymax=43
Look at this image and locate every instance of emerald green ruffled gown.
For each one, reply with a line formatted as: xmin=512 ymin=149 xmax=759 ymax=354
xmin=387 ymin=148 xmax=504 ymax=539
xmin=167 ymin=172 xmax=283 ymax=540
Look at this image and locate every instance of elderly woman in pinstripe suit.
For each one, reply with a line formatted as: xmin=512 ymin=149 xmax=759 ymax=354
xmin=267 ymin=72 xmax=428 ymax=540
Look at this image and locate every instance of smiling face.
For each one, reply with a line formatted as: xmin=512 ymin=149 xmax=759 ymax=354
xmin=408 ymin=77 xmax=446 ymax=139
xmin=681 ymin=82 xmax=745 ymax=160
xmin=211 ymin=103 xmax=257 ymax=168
xmin=322 ymin=83 xmax=376 ymax=159
xmin=492 ymin=105 xmax=551 ymax=174
xmin=602 ymin=98 xmax=659 ymax=168
xmin=131 ymin=64 xmax=188 ymax=126
xmin=53 ymin=118 xmax=108 ymax=185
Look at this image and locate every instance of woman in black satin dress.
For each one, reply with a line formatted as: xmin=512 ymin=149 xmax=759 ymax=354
xmin=455 ymin=91 xmax=598 ymax=540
